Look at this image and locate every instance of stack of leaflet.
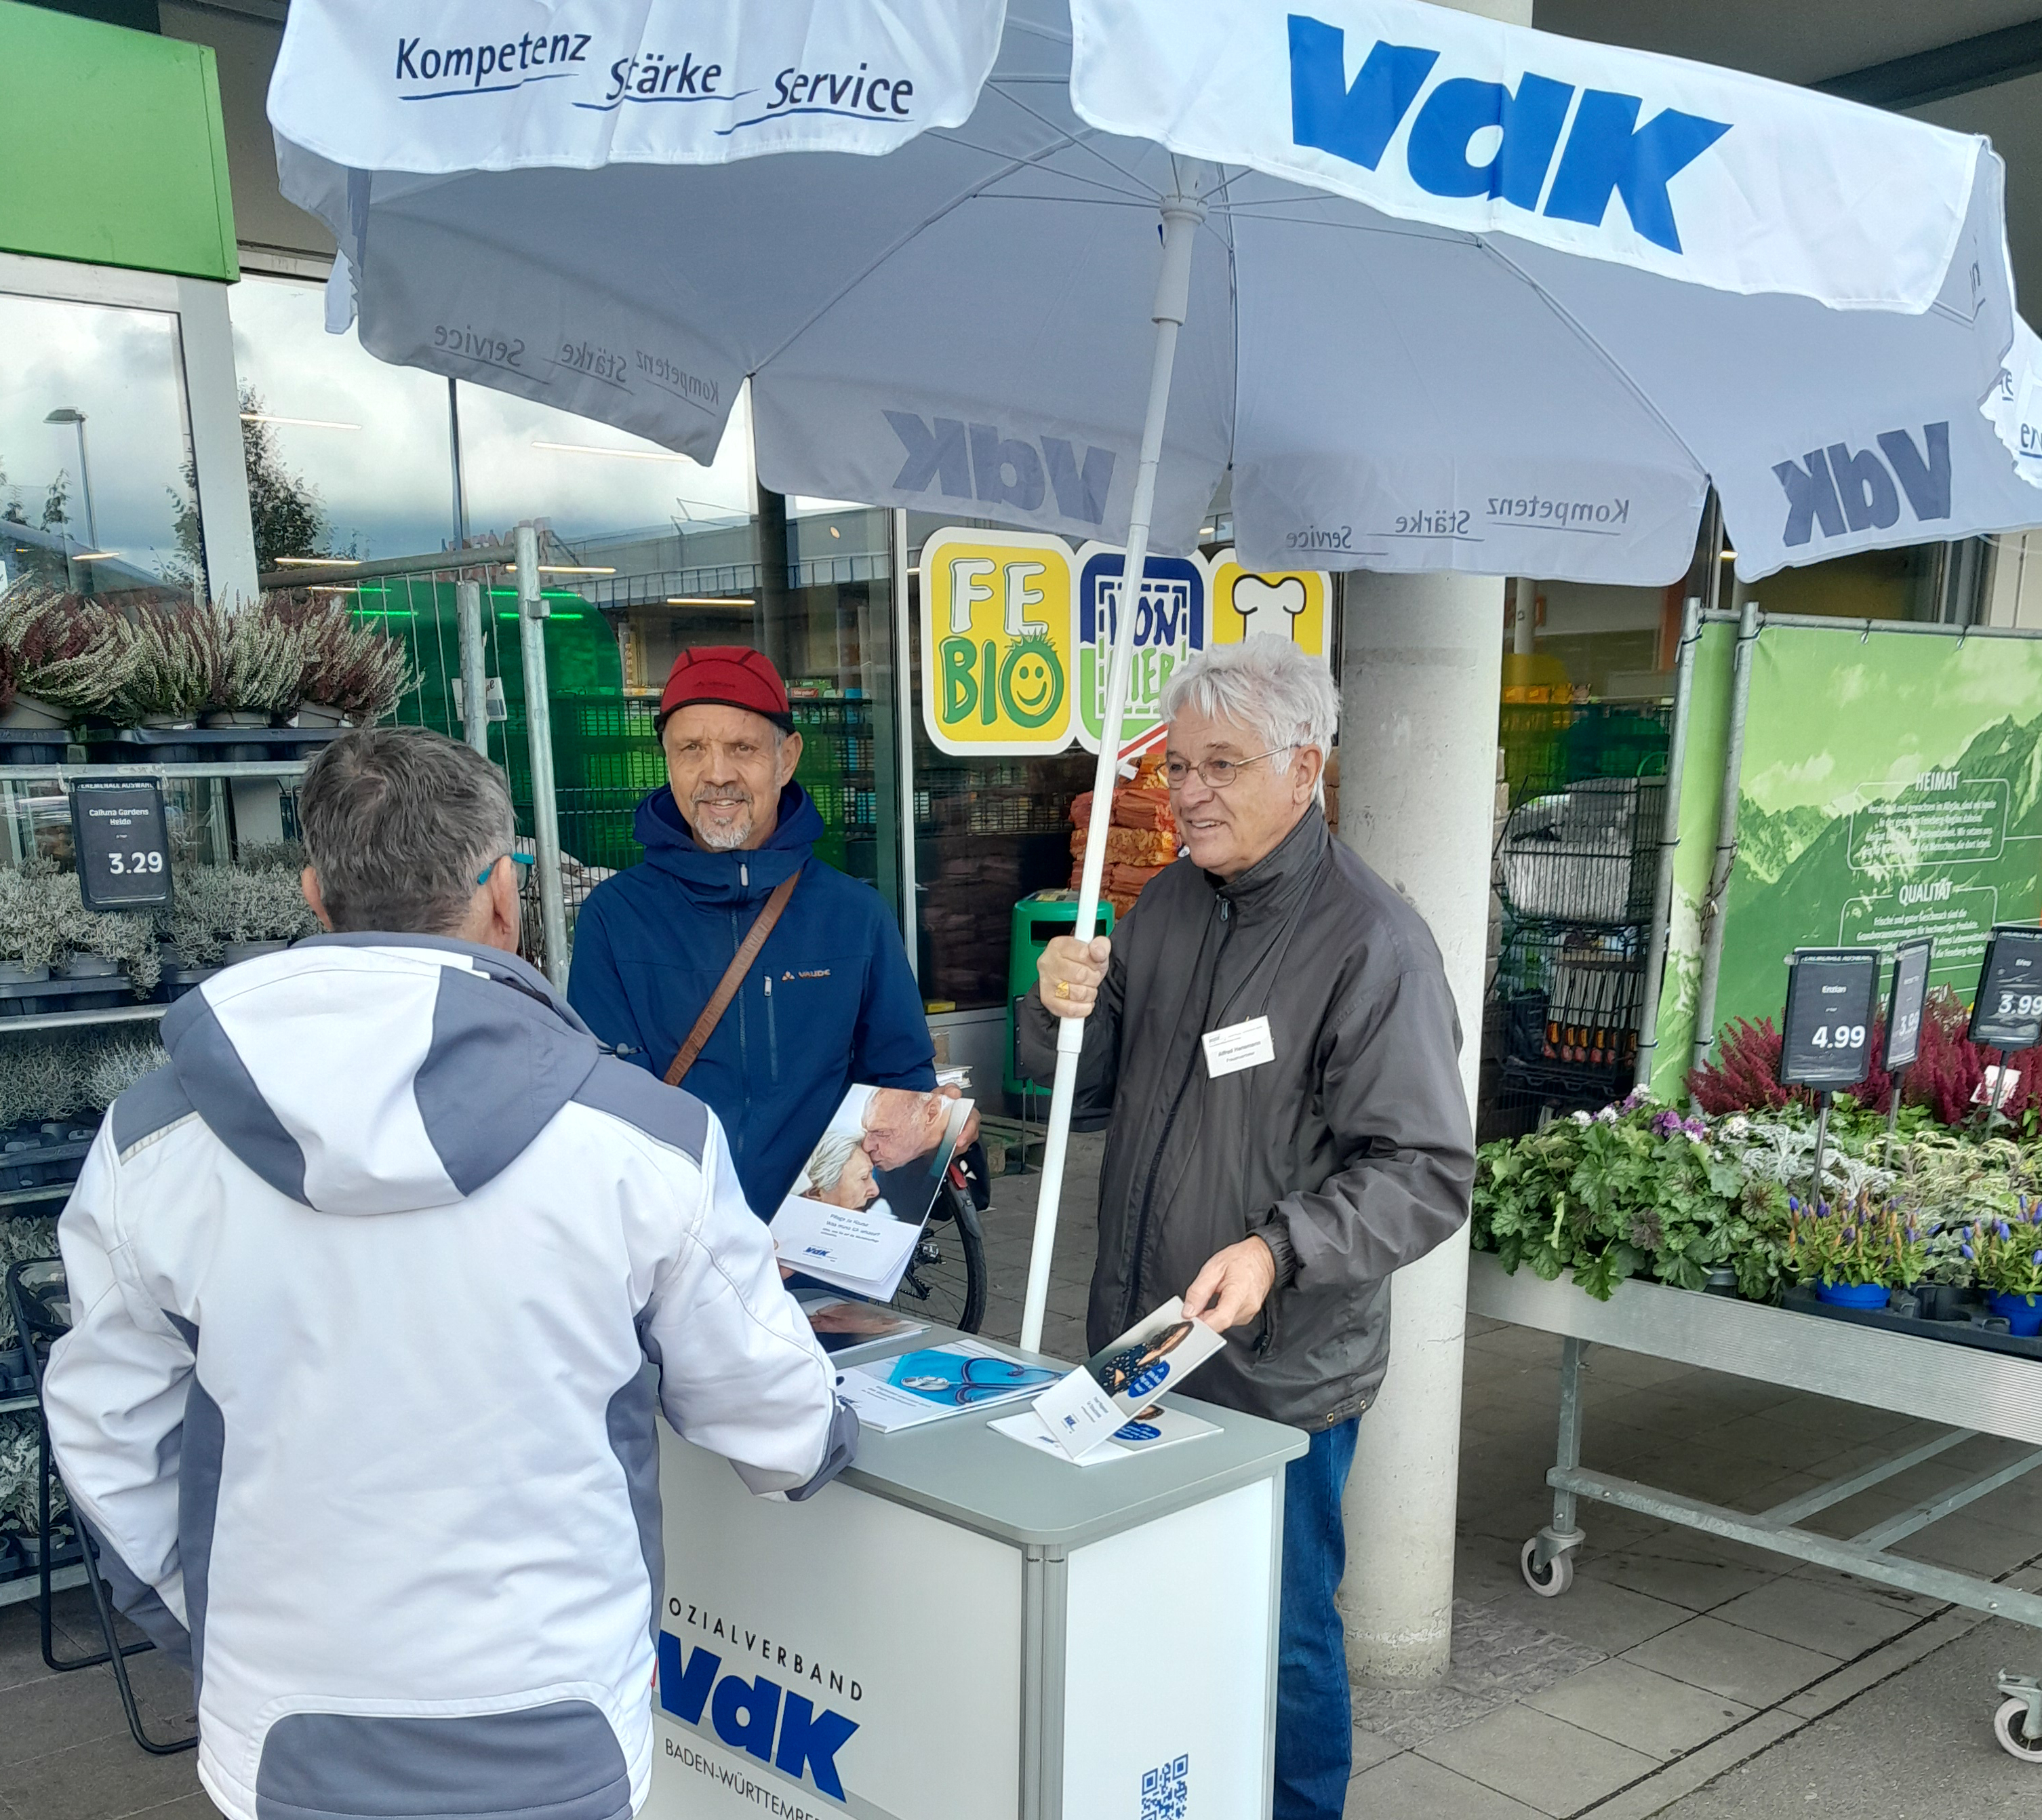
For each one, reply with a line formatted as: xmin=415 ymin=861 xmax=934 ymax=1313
xmin=836 ymin=1341 xmax=1060 ymax=1433
xmin=768 ymin=1082 xmax=972 ymax=1299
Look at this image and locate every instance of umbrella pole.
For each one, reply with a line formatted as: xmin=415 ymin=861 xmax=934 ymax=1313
xmin=1019 ymin=167 xmax=1206 ymax=1356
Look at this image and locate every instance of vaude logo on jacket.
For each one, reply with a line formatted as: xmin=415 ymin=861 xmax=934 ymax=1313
xmin=657 ymin=1633 xmax=860 ymax=1801
xmin=1289 ymin=16 xmax=1728 ymax=254
xmin=1772 ymin=424 xmax=1952 ymax=546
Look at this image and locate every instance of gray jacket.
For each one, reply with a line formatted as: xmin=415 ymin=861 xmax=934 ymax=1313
xmin=1018 ymin=809 xmax=1473 ymax=1429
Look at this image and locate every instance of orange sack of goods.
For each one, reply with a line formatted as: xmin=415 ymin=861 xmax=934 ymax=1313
xmin=1066 ymin=764 xmax=1184 ymax=908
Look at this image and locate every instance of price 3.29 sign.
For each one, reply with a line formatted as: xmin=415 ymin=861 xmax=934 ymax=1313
xmin=1969 ymin=924 xmax=2042 ymax=1050
xmin=1780 ymin=948 xmax=1880 ymax=1088
xmin=71 ymin=780 xmax=172 ymax=911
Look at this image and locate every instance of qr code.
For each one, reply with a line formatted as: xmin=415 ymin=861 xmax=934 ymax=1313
xmin=1140 ymin=1754 xmax=1189 ymax=1819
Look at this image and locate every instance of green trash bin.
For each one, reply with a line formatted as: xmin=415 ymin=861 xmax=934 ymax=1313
xmin=1004 ymin=890 xmax=1116 ymax=1102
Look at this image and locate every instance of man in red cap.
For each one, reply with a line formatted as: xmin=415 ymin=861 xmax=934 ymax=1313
xmin=568 ymin=648 xmax=946 ymax=1224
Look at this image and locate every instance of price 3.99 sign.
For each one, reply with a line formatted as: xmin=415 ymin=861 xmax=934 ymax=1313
xmin=1780 ymin=948 xmax=1880 ymax=1088
xmin=1968 ymin=925 xmax=2042 ymax=1050
xmin=71 ymin=780 xmax=172 ymax=911
xmin=1883 ymin=938 xmax=1933 ymax=1072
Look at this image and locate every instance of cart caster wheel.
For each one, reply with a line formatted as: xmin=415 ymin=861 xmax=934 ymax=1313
xmin=1521 ymin=1537 xmax=1574 ymax=1598
xmin=1994 ymin=1697 xmax=2042 ymax=1762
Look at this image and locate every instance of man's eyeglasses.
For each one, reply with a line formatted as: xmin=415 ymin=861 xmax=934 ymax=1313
xmin=476 ymin=853 xmax=537 ymax=886
xmin=1162 ymin=747 xmax=1297 ymax=790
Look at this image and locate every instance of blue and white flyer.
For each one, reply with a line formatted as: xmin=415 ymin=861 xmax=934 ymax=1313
xmin=1029 ymin=1297 xmax=1225 ymax=1461
xmin=990 ymin=1406 xmax=1220 ymax=1466
xmin=835 ymin=1342 xmax=1061 ymax=1433
xmin=768 ymin=1084 xmax=972 ymax=1298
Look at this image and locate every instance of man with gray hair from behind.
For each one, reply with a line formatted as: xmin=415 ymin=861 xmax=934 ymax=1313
xmin=43 ymin=725 xmax=852 ymax=1820
xmin=1018 ymin=639 xmax=1474 ymax=1820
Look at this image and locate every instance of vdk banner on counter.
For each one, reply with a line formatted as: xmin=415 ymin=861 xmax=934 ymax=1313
xmin=1651 ymin=621 xmax=2042 ymax=1100
xmin=919 ymin=530 xmax=1329 ymax=757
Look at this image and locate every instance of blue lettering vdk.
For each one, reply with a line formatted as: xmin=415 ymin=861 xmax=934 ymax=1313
xmin=777 ymin=1693 xmax=859 ymax=1801
xmin=886 ymin=412 xmax=1115 ymax=523
xmin=1542 ymin=91 xmax=1729 ymax=253
xmin=1407 ymin=73 xmax=1573 ymax=205
xmin=1774 ymin=423 xmax=1951 ymax=546
xmin=1287 ymin=16 xmax=1729 ymax=252
xmin=656 ymin=1635 xmax=860 ymax=1800
xmin=1289 ymin=17 xmax=1435 ymax=171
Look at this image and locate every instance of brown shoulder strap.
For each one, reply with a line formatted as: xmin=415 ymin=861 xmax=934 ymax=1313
xmin=664 ymin=869 xmax=801 ymax=1088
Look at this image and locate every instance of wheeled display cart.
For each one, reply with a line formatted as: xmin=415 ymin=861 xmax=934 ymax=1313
xmin=1466 ymin=1250 xmax=2042 ymax=1763
xmin=645 ymin=1325 xmax=1305 ymax=1819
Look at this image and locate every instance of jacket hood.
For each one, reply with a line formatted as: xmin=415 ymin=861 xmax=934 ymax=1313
xmin=633 ymin=782 xmax=820 ymax=902
xmin=159 ymin=935 xmax=603 ymax=1215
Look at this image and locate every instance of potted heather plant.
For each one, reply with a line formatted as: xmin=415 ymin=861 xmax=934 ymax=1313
xmin=279 ymin=593 xmax=410 ymax=730
xmin=57 ymin=878 xmax=162 ymax=1000
xmin=201 ymin=599 xmax=306 ymax=739
xmin=0 ymin=863 xmax=66 ymax=988
xmin=169 ymin=862 xmax=317 ymax=968
xmin=113 ymin=597 xmax=214 ymax=732
xmin=0 ymin=587 xmax=136 ymax=752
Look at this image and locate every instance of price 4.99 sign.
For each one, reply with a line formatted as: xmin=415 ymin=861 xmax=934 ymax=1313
xmin=1780 ymin=948 xmax=1880 ymax=1088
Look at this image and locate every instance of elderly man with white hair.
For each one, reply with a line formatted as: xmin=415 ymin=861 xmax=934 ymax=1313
xmin=1019 ymin=638 xmax=1473 ymax=1820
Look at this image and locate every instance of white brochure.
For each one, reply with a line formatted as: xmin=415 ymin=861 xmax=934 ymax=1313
xmin=1029 ymin=1297 xmax=1224 ymax=1461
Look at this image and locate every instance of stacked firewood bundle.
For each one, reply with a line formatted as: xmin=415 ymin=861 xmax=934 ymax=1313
xmin=1065 ymin=753 xmax=1182 ymax=917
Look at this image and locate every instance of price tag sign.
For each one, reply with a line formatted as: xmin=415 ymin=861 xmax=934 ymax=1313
xmin=71 ymin=780 xmax=172 ymax=911
xmin=1883 ymin=938 xmax=1933 ymax=1071
xmin=1780 ymin=948 xmax=1879 ymax=1088
xmin=1969 ymin=924 xmax=2042 ymax=1050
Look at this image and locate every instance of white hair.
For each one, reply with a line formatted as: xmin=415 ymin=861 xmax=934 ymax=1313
xmin=1160 ymin=640 xmax=1338 ymax=798
xmin=803 ymin=1129 xmax=864 ymax=1196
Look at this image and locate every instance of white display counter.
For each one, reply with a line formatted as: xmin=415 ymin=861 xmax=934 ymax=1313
xmin=645 ymin=1326 xmax=1306 ymax=1820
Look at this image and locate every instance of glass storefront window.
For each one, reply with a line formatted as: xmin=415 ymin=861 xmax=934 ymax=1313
xmin=226 ymin=274 xmax=454 ymax=563
xmin=454 ymin=382 xmax=755 ymax=549
xmin=0 ymin=290 xmax=201 ymax=599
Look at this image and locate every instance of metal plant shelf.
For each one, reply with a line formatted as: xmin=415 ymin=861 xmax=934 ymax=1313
xmin=1468 ymin=1250 xmax=2042 ymax=1756
xmin=0 ymin=762 xmax=308 ymax=783
xmin=0 ymin=1004 xmax=167 ymax=1035
xmin=0 ymin=1565 xmax=86 ymax=1610
xmin=0 ymin=1183 xmax=75 ymax=1209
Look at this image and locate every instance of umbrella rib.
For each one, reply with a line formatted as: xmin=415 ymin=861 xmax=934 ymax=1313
xmin=1477 ymin=241 xmax=1710 ymax=483
xmin=927 ymin=127 xmax=1155 ymax=204
xmin=748 ymin=131 xmax=1148 ymax=374
xmin=982 ymin=80 xmax=1163 ymax=201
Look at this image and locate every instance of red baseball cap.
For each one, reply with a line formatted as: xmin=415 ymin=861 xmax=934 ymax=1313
xmin=657 ymin=646 xmax=793 ymax=731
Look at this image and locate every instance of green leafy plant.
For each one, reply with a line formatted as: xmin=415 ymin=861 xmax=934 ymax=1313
xmin=1961 ymin=1198 xmax=2042 ymax=1303
xmin=1786 ymin=1190 xmax=1928 ymax=1288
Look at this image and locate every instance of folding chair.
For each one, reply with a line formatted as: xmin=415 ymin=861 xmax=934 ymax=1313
xmin=7 ymin=1257 xmax=196 ymax=1755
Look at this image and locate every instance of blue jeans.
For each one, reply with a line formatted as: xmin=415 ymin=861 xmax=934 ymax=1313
xmin=1274 ymin=1417 xmax=1360 ymax=1820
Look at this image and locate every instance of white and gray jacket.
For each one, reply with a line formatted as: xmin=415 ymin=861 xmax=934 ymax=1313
xmin=43 ymin=933 xmax=853 ymax=1820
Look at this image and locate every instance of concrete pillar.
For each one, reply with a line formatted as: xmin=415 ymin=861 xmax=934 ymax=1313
xmin=1336 ymin=568 xmax=1508 ymax=1685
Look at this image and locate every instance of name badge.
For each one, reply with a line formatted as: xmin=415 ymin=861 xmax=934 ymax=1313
xmin=1202 ymin=1015 xmax=1275 ymax=1079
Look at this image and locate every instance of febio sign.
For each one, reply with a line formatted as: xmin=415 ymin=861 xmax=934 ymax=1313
xmin=921 ymin=531 xmax=1329 ymax=758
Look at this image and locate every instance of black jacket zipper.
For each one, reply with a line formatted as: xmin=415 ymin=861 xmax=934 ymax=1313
xmin=1121 ymin=896 xmax=1231 ymax=1328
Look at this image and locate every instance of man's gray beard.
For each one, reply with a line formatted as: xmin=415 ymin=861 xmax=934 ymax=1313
xmin=692 ymin=799 xmax=754 ymax=850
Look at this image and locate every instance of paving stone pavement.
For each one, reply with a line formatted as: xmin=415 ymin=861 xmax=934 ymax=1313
xmin=7 ymin=1130 xmax=2042 ymax=1818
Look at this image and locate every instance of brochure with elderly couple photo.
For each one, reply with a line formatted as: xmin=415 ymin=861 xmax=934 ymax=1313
xmin=767 ymin=1084 xmax=972 ymax=1299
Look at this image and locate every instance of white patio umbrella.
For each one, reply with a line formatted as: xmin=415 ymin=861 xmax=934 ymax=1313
xmin=270 ymin=0 xmax=2042 ymax=1349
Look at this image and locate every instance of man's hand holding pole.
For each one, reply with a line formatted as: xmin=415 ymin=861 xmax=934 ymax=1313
xmin=1037 ymin=934 xmax=1111 ymax=1018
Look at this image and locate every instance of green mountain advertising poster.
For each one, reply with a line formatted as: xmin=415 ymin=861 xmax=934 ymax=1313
xmin=1651 ymin=622 xmax=2042 ymax=1099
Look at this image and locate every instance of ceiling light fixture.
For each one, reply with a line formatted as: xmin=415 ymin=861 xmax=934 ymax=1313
xmin=532 ymin=439 xmax=691 ymax=463
xmin=666 ymin=596 xmax=755 ymax=607
xmin=273 ymin=555 xmax=361 ymax=567
xmin=241 ymin=413 xmax=361 ymax=431
xmin=504 ymin=563 xmax=616 ymax=575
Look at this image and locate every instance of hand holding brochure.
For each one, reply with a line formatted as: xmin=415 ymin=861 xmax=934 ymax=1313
xmin=768 ymin=1084 xmax=972 ymax=1299
xmin=1030 ymin=1297 xmax=1224 ymax=1461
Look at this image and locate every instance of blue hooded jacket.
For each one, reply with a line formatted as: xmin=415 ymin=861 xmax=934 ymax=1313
xmin=567 ymin=781 xmax=934 ymax=1220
